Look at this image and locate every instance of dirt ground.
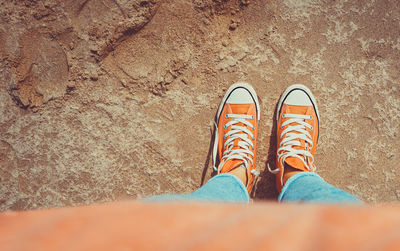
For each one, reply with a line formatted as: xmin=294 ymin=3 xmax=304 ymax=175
xmin=0 ymin=0 xmax=399 ymax=211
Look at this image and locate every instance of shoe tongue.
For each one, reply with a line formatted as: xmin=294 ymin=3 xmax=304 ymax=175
xmin=284 ymin=157 xmax=306 ymax=171
xmin=282 ymin=108 xmax=311 ymax=171
xmin=220 ymin=104 xmax=253 ymax=173
xmin=227 ymin=103 xmax=253 ymax=141
xmin=219 ymin=159 xmax=245 ymax=173
xmin=283 ymin=139 xmax=308 ymax=171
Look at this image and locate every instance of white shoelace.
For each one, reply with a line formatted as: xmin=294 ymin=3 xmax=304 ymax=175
xmin=268 ymin=113 xmax=315 ymax=174
xmin=213 ymin=114 xmax=260 ymax=177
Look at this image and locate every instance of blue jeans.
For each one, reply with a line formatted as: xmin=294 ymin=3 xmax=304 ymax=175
xmin=147 ymin=172 xmax=361 ymax=203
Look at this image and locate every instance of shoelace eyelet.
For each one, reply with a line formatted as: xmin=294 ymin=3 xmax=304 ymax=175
xmin=225 ymin=114 xmax=229 ymax=119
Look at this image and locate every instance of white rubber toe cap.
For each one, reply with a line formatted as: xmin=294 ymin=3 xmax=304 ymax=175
xmin=226 ymin=87 xmax=254 ymax=104
xmin=283 ymin=89 xmax=312 ymax=106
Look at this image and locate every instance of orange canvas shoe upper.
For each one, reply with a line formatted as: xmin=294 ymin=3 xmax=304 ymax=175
xmin=212 ymin=83 xmax=260 ymax=193
xmin=269 ymin=85 xmax=320 ymax=193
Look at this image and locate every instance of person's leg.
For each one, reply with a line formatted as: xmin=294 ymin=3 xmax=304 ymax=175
xmin=278 ymin=172 xmax=360 ymax=203
xmin=147 ymin=83 xmax=260 ymax=203
xmin=146 ymin=173 xmax=249 ymax=203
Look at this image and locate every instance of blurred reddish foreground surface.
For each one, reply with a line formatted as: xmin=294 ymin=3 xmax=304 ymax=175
xmin=1 ymin=201 xmax=400 ymax=250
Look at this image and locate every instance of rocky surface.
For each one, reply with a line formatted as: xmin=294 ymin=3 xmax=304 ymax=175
xmin=0 ymin=0 xmax=399 ymax=211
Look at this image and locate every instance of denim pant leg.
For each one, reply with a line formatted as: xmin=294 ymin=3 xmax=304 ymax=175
xmin=146 ymin=173 xmax=250 ymax=203
xmin=278 ymin=172 xmax=361 ymax=203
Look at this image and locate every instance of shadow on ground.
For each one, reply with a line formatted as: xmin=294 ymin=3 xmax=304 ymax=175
xmin=253 ymin=102 xmax=279 ymax=201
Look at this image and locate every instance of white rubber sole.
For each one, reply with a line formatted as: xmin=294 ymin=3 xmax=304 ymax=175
xmin=276 ymin=84 xmax=320 ymax=121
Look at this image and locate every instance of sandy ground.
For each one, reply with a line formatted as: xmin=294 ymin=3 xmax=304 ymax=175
xmin=0 ymin=0 xmax=399 ymax=211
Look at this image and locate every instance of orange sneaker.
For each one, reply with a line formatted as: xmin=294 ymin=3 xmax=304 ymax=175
xmin=212 ymin=83 xmax=260 ymax=193
xmin=269 ymin=84 xmax=320 ymax=193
